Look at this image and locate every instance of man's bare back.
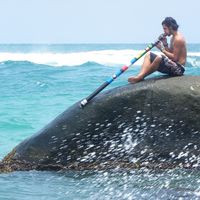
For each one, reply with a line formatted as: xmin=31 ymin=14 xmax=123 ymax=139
xmin=170 ymin=32 xmax=187 ymax=65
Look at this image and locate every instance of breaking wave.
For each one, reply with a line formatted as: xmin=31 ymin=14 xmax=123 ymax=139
xmin=0 ymin=50 xmax=199 ymax=67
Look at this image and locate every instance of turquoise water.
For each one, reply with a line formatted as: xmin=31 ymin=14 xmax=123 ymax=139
xmin=1 ymin=44 xmax=200 ymax=199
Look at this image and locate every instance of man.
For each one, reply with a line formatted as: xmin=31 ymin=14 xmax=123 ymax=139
xmin=128 ymin=17 xmax=187 ymax=84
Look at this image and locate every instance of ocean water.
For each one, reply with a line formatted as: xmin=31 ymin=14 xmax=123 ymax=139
xmin=1 ymin=44 xmax=200 ymax=199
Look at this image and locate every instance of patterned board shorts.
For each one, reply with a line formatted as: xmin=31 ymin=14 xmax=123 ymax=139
xmin=150 ymin=52 xmax=185 ymax=76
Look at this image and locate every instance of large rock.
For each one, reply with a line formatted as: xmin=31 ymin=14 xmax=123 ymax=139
xmin=1 ymin=76 xmax=200 ymax=172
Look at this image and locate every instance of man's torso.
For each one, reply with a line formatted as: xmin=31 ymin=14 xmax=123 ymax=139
xmin=170 ymin=33 xmax=187 ymax=65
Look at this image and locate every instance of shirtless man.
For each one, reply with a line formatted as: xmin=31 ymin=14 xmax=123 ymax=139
xmin=128 ymin=17 xmax=187 ymax=84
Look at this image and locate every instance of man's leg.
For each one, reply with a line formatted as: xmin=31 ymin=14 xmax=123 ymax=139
xmin=128 ymin=52 xmax=162 ymax=84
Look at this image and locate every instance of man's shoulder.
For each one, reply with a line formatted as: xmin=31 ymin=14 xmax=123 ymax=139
xmin=175 ymin=33 xmax=186 ymax=45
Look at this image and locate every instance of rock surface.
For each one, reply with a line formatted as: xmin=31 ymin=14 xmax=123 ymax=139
xmin=1 ymin=76 xmax=200 ymax=172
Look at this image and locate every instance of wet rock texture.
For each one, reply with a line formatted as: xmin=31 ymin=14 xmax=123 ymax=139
xmin=1 ymin=76 xmax=200 ymax=172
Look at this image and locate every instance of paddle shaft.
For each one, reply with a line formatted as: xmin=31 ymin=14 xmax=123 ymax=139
xmin=80 ymin=40 xmax=161 ymax=108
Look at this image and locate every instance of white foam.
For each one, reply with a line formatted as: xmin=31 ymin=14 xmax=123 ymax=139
xmin=187 ymin=52 xmax=200 ymax=67
xmin=188 ymin=52 xmax=200 ymax=57
xmin=0 ymin=50 xmax=198 ymax=67
xmin=0 ymin=50 xmax=162 ymax=67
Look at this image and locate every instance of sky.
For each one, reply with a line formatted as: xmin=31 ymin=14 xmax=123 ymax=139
xmin=0 ymin=0 xmax=199 ymax=43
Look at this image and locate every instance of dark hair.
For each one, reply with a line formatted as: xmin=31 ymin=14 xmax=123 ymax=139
xmin=162 ymin=17 xmax=179 ymax=31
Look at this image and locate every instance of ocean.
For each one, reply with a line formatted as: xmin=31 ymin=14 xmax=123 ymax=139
xmin=1 ymin=43 xmax=200 ymax=199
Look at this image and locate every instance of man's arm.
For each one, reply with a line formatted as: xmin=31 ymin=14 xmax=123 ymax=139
xmin=161 ymin=37 xmax=171 ymax=52
xmin=161 ymin=39 xmax=183 ymax=62
xmin=163 ymin=45 xmax=171 ymax=52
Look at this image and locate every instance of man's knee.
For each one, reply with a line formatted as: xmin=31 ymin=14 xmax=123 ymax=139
xmin=154 ymin=55 xmax=162 ymax=64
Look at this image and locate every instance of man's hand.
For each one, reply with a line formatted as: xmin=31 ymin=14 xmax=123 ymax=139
xmin=158 ymin=33 xmax=166 ymax=40
xmin=158 ymin=33 xmax=168 ymax=47
xmin=156 ymin=41 xmax=164 ymax=51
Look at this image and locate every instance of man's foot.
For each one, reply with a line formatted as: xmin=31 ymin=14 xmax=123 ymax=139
xmin=128 ymin=76 xmax=143 ymax=84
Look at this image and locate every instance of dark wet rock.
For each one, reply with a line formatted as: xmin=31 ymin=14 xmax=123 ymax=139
xmin=1 ymin=76 xmax=200 ymax=172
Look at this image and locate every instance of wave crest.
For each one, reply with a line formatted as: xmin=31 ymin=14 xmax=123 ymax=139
xmin=0 ymin=50 xmax=199 ymax=67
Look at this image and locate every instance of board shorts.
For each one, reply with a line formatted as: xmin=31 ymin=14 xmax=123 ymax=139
xmin=150 ymin=52 xmax=185 ymax=76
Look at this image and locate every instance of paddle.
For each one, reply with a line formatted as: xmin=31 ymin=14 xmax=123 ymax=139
xmin=80 ymin=35 xmax=166 ymax=108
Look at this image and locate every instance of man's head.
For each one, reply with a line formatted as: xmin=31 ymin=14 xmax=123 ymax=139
xmin=162 ymin=17 xmax=179 ymax=36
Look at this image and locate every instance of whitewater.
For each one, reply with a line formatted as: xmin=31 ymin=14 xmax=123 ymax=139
xmin=0 ymin=49 xmax=199 ymax=67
